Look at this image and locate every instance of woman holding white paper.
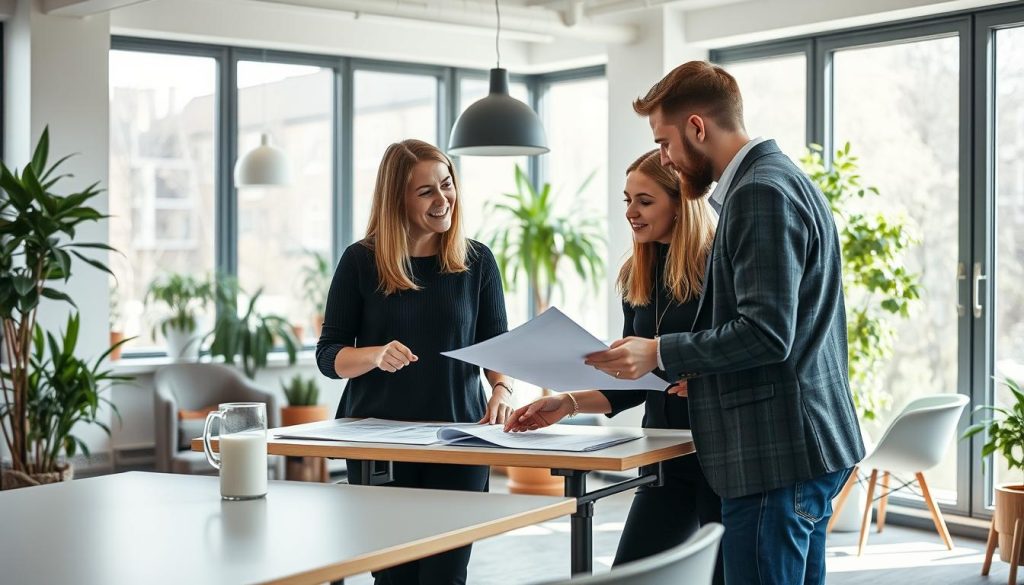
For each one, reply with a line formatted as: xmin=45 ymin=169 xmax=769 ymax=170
xmin=504 ymin=149 xmax=723 ymax=584
xmin=315 ymin=139 xmax=513 ymax=585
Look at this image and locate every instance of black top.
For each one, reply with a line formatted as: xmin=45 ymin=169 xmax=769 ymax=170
xmin=315 ymin=240 xmax=508 ymax=423
xmin=599 ymin=244 xmax=699 ymax=475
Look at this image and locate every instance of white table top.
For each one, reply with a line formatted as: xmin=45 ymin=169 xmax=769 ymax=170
xmin=0 ymin=471 xmax=574 ymax=585
xmin=194 ymin=421 xmax=695 ymax=472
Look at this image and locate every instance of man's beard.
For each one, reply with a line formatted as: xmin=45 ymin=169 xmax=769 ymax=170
xmin=676 ymin=135 xmax=714 ymax=201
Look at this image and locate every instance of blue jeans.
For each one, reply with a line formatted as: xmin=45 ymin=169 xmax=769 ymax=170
xmin=721 ymin=467 xmax=852 ymax=585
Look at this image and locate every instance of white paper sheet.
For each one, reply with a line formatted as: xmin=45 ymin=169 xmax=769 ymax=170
xmin=275 ymin=418 xmax=475 ymax=445
xmin=437 ymin=424 xmax=642 ymax=452
xmin=274 ymin=418 xmax=643 ymax=452
xmin=442 ymin=307 xmax=670 ymax=391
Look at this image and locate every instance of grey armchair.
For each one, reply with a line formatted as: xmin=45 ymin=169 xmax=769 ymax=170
xmin=154 ymin=363 xmax=283 ymax=477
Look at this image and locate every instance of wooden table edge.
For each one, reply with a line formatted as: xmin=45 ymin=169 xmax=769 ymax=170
xmin=257 ymin=497 xmax=577 ymax=584
xmin=191 ymin=437 xmax=694 ymax=472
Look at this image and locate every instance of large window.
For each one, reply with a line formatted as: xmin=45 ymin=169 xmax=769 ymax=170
xmin=109 ymin=39 xmax=609 ymax=364
xmin=992 ymin=24 xmax=1024 ymax=490
xmin=712 ymin=5 xmax=1024 ymax=520
xmin=456 ymin=76 xmax=531 ymax=328
xmin=109 ymin=50 xmax=217 ymax=352
xmin=352 ymin=69 xmax=439 ymax=240
xmin=723 ymin=54 xmax=807 ymax=160
xmin=833 ymin=36 xmax=962 ymax=502
xmin=541 ymin=75 xmax=609 ymax=340
xmin=236 ymin=61 xmax=333 ymax=342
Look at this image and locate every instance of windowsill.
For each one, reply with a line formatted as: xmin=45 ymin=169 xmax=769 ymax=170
xmin=110 ymin=349 xmax=317 ymax=376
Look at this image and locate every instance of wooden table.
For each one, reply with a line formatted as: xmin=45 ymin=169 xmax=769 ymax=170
xmin=194 ymin=420 xmax=695 ymax=575
xmin=0 ymin=471 xmax=574 ymax=585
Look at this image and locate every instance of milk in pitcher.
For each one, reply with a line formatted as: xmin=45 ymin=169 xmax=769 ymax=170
xmin=218 ymin=431 xmax=267 ymax=500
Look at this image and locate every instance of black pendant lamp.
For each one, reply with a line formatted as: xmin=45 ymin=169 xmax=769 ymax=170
xmin=448 ymin=0 xmax=549 ymax=157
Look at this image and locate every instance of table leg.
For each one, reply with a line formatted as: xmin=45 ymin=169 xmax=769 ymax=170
xmin=550 ymin=465 xmax=663 ymax=576
xmin=560 ymin=470 xmax=593 ymax=575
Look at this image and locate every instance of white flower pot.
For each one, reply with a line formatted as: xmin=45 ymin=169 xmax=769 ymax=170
xmin=164 ymin=324 xmax=200 ymax=361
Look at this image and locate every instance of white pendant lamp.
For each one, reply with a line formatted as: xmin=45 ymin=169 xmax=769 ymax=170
xmin=234 ymin=51 xmax=291 ymax=187
xmin=448 ymin=0 xmax=549 ymax=157
xmin=234 ymin=132 xmax=290 ymax=186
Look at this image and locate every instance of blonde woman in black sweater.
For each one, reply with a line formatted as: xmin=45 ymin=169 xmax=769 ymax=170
xmin=316 ymin=139 xmax=512 ymax=585
xmin=505 ymin=149 xmax=723 ymax=584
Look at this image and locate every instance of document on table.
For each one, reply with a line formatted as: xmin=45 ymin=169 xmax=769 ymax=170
xmin=275 ymin=418 xmax=643 ymax=452
xmin=441 ymin=306 xmax=670 ymax=391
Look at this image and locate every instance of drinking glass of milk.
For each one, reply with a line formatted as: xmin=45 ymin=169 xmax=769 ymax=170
xmin=202 ymin=402 xmax=268 ymax=500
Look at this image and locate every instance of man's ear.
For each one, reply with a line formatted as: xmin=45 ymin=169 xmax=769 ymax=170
xmin=687 ymin=114 xmax=707 ymax=142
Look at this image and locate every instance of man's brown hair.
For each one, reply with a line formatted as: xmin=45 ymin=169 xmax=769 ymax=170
xmin=633 ymin=61 xmax=745 ymax=131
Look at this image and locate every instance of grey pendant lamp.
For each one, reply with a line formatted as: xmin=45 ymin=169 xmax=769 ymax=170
xmin=448 ymin=0 xmax=549 ymax=156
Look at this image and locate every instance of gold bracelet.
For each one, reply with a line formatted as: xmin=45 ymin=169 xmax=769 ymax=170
xmin=565 ymin=393 xmax=580 ymax=418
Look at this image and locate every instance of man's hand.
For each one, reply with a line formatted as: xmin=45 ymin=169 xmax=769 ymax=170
xmin=584 ymin=336 xmax=659 ymax=380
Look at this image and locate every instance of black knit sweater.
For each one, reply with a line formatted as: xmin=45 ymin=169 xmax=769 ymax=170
xmin=600 ymin=243 xmax=699 ymax=439
xmin=315 ymin=240 xmax=508 ymax=423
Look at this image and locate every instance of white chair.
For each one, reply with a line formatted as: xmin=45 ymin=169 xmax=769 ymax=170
xmin=542 ymin=523 xmax=723 ymax=585
xmin=829 ymin=394 xmax=969 ymax=556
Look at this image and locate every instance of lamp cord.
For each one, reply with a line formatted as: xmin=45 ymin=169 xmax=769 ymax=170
xmin=495 ymin=0 xmax=501 ymax=69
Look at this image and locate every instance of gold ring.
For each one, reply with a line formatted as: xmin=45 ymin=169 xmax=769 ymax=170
xmin=615 ymin=371 xmax=620 ymax=378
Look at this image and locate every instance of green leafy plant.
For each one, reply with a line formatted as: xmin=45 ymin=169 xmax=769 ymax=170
xmin=299 ymin=250 xmax=331 ymax=318
xmin=482 ymin=165 xmax=605 ymax=315
xmin=962 ymin=378 xmax=1024 ymax=473
xmin=0 ymin=127 xmax=127 ymax=476
xmin=801 ymin=143 xmax=923 ymax=421
xmin=204 ymin=275 xmax=298 ymax=379
xmin=281 ymin=374 xmax=319 ymax=407
xmin=146 ymin=273 xmax=212 ymax=337
xmin=15 ymin=315 xmax=133 ymax=473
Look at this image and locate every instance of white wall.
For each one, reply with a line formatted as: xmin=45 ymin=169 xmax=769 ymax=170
xmin=4 ymin=0 xmax=112 ymax=460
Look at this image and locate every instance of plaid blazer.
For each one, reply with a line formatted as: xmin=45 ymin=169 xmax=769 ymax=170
xmin=660 ymin=140 xmax=865 ymax=499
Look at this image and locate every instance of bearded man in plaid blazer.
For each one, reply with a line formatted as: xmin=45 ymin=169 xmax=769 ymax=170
xmin=586 ymin=61 xmax=864 ymax=585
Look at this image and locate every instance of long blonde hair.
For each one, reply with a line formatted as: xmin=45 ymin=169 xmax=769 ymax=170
xmin=364 ymin=139 xmax=468 ymax=295
xmin=617 ymin=149 xmax=716 ymax=306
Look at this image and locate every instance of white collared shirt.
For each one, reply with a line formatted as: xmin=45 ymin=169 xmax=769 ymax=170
xmin=710 ymin=136 xmax=767 ymax=211
xmin=656 ymin=136 xmax=767 ymax=371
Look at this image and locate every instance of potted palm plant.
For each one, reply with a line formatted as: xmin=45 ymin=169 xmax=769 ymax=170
xmin=0 ymin=127 xmax=132 ymax=489
xmin=482 ymin=165 xmax=605 ymax=495
xmin=146 ymin=273 xmax=212 ymax=361
xmin=203 ymin=275 xmax=299 ymax=379
xmin=963 ymin=377 xmax=1024 ymax=571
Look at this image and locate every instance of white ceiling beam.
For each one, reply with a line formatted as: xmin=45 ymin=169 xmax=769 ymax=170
xmin=42 ymin=0 xmax=152 ymax=17
xmin=249 ymin=0 xmax=638 ymax=44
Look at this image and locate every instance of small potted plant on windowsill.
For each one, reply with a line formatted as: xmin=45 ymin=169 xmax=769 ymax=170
xmin=146 ymin=273 xmax=212 ymax=361
xmin=963 ymin=377 xmax=1024 ymax=574
xmin=203 ymin=275 xmax=299 ymax=379
xmin=281 ymin=374 xmax=328 ymax=427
